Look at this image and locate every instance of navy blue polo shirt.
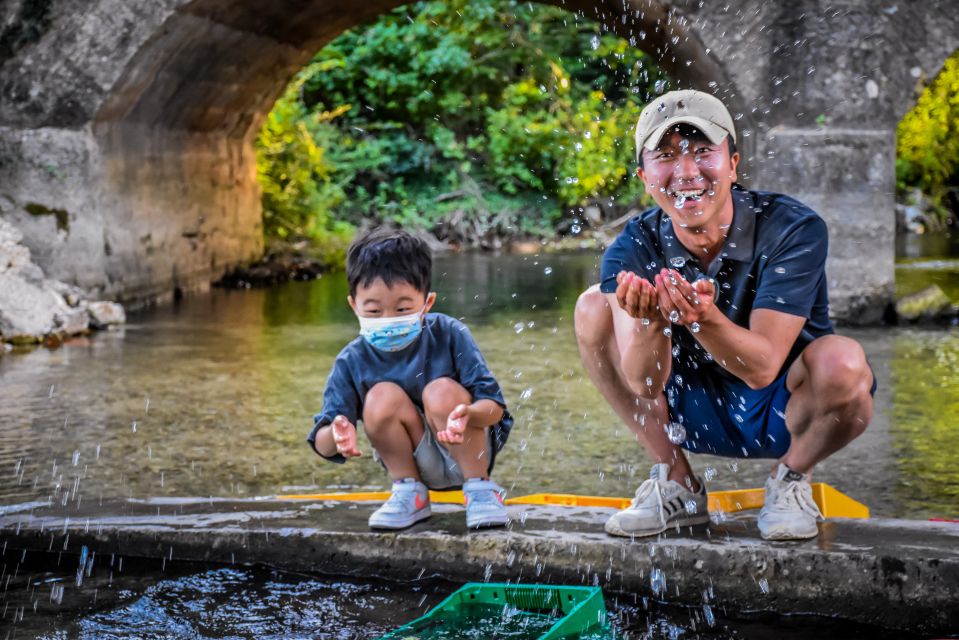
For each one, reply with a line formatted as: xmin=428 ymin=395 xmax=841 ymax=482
xmin=600 ymin=186 xmax=834 ymax=384
xmin=307 ymin=312 xmax=512 ymax=464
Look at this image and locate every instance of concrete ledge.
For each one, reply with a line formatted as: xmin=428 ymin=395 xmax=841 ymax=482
xmin=1 ymin=499 xmax=957 ymax=634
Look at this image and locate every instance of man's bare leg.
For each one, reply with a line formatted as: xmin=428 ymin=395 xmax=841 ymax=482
xmin=782 ymin=335 xmax=873 ymax=473
xmin=574 ymin=284 xmax=698 ymax=490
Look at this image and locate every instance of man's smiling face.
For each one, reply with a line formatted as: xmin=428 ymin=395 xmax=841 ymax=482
xmin=638 ymin=125 xmax=739 ymax=232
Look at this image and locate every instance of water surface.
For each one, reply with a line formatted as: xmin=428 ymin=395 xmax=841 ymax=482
xmin=0 ymin=252 xmax=957 ymax=519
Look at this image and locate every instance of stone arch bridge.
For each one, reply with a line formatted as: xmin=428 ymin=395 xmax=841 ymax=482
xmin=1 ymin=0 xmax=957 ymax=321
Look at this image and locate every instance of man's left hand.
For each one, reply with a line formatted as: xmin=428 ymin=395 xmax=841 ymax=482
xmin=655 ymin=268 xmax=716 ymax=327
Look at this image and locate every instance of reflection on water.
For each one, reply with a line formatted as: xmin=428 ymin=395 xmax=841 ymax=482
xmin=0 ymin=252 xmax=957 ymax=519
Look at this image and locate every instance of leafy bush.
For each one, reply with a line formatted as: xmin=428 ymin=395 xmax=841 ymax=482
xmin=256 ymin=0 xmax=668 ymax=258
xmin=897 ymin=50 xmax=959 ymax=221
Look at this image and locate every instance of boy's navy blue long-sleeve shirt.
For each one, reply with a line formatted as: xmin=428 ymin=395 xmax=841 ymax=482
xmin=308 ymin=312 xmax=512 ymax=463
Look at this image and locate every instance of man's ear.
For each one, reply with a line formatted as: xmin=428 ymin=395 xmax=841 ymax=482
xmin=424 ymin=291 xmax=437 ymax=313
xmin=729 ymin=152 xmax=740 ymax=182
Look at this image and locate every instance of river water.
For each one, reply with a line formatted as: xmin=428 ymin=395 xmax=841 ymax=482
xmin=2 ymin=249 xmax=958 ymax=638
xmin=2 ymin=251 xmax=957 ymax=520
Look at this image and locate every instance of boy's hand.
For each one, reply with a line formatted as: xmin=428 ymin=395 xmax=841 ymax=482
xmin=331 ymin=415 xmax=362 ymax=458
xmin=437 ymin=404 xmax=471 ymax=445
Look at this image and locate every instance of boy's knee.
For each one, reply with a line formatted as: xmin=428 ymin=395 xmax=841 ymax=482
xmin=422 ymin=377 xmax=469 ymax=411
xmin=363 ymin=382 xmax=409 ymax=427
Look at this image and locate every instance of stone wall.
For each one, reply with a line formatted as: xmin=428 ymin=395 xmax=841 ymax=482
xmin=0 ymin=0 xmax=957 ymax=319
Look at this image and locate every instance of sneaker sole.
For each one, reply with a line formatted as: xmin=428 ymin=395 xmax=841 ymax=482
xmin=759 ymin=526 xmax=819 ymax=541
xmin=369 ymin=508 xmax=432 ymax=531
xmin=605 ymin=513 xmax=710 ymax=538
xmin=467 ymin=514 xmax=509 ymax=530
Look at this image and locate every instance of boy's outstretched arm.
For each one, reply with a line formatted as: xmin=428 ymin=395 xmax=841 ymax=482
xmin=313 ymin=415 xmax=363 ymax=458
xmin=436 ymin=399 xmax=504 ymax=444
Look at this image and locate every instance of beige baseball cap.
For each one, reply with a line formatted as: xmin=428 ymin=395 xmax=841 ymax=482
xmin=635 ymin=89 xmax=736 ymax=161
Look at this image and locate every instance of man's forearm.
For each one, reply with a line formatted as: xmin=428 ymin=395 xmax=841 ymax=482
xmin=694 ymin=309 xmax=779 ymax=389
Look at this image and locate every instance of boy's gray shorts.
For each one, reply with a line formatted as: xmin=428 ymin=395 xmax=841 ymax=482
xmin=371 ymin=409 xmax=493 ymax=490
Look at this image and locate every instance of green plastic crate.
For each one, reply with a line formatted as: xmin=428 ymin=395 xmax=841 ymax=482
xmin=377 ymin=582 xmax=609 ymax=640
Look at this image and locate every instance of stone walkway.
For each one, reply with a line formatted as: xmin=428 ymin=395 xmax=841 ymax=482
xmin=1 ymin=498 xmax=957 ymax=635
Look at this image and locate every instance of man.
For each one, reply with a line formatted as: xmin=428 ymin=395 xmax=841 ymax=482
xmin=574 ymin=89 xmax=875 ymax=540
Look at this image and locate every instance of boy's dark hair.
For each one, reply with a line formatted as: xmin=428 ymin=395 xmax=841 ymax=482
xmin=637 ymin=124 xmax=737 ymax=169
xmin=346 ymin=228 xmax=432 ymax=297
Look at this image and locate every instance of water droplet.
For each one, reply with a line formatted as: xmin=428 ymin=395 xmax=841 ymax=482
xmin=669 ymin=256 xmax=686 ymax=268
xmin=674 ymin=374 xmax=683 ymax=386
xmin=571 ymin=224 xmax=582 ymax=235
xmin=666 ymin=422 xmax=686 ymax=444
xmin=690 ymin=322 xmax=701 ymax=333
xmin=774 ymin=266 xmax=786 ymax=274
xmin=684 ymin=499 xmax=698 ymax=515
xmin=703 ymin=604 xmax=716 ymax=626
xmin=645 ymin=377 xmax=654 ymax=387
xmin=668 ymin=310 xmax=680 ymax=323
xmin=650 ymin=568 xmax=667 ymax=596
xmin=672 ymin=346 xmax=681 ymax=357
xmin=590 ymin=35 xmax=600 ymax=50
xmin=663 ymin=327 xmax=672 ymax=337
xmin=758 ymin=578 xmax=770 ymax=594
xmin=704 ymin=466 xmax=717 ymax=481
xmin=543 ymin=267 xmax=553 ymax=276
xmin=520 ymin=388 xmax=533 ymax=400
xmin=514 ymin=322 xmax=524 ymax=333
xmin=641 ymin=317 xmax=651 ymax=326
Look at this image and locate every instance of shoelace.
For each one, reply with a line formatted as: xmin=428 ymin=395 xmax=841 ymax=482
xmin=776 ymin=481 xmax=823 ymax=520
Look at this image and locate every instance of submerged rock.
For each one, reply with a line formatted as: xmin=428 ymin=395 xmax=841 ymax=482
xmin=895 ymin=285 xmax=959 ymax=324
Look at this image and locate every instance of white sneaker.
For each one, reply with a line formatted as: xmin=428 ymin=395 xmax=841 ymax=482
xmin=368 ymin=479 xmax=431 ymax=530
xmin=758 ymin=463 xmax=823 ymax=540
xmin=605 ymin=463 xmax=708 ymax=537
xmin=463 ymin=478 xmax=509 ymax=529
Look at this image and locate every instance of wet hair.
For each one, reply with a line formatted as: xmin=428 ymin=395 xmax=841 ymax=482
xmin=346 ymin=227 xmax=432 ymax=298
xmin=637 ymin=123 xmax=737 ymax=169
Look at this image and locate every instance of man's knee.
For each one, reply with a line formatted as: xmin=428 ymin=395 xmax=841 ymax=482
xmin=574 ymin=284 xmax=611 ymax=346
xmin=422 ymin=377 xmax=469 ymax=413
xmin=363 ymin=382 xmax=411 ymax=430
xmin=803 ymin=336 xmax=871 ymax=397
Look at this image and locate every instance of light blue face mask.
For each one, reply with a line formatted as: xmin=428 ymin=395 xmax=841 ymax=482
xmin=357 ymin=307 xmax=426 ymax=352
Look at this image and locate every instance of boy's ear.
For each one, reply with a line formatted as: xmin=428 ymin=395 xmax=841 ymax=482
xmin=424 ymin=291 xmax=437 ymax=313
xmin=347 ymin=295 xmax=357 ymax=313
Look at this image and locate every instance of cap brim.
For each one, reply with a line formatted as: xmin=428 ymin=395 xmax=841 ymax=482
xmin=642 ymin=116 xmax=731 ymax=150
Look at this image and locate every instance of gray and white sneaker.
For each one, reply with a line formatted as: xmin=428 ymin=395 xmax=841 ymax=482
xmin=605 ymin=463 xmax=708 ymax=537
xmin=368 ymin=479 xmax=431 ymax=530
xmin=463 ymin=478 xmax=508 ymax=529
xmin=758 ymin=463 xmax=822 ymax=540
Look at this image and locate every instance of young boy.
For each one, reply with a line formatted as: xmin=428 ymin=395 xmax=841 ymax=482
xmin=307 ymin=228 xmax=513 ymax=530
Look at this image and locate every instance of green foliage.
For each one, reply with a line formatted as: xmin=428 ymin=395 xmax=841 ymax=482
xmin=255 ymin=62 xmax=354 ymax=266
xmin=256 ymin=0 xmax=668 ymax=256
xmin=897 ymin=50 xmax=959 ymax=219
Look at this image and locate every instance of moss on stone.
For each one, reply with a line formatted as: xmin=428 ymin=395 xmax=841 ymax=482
xmin=25 ymin=202 xmax=69 ymax=233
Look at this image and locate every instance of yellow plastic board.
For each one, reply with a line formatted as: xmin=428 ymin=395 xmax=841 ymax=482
xmin=278 ymin=483 xmax=868 ymax=519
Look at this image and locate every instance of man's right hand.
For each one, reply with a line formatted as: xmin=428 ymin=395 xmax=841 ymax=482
xmin=331 ymin=415 xmax=362 ymax=458
xmin=615 ymin=271 xmax=663 ymax=326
